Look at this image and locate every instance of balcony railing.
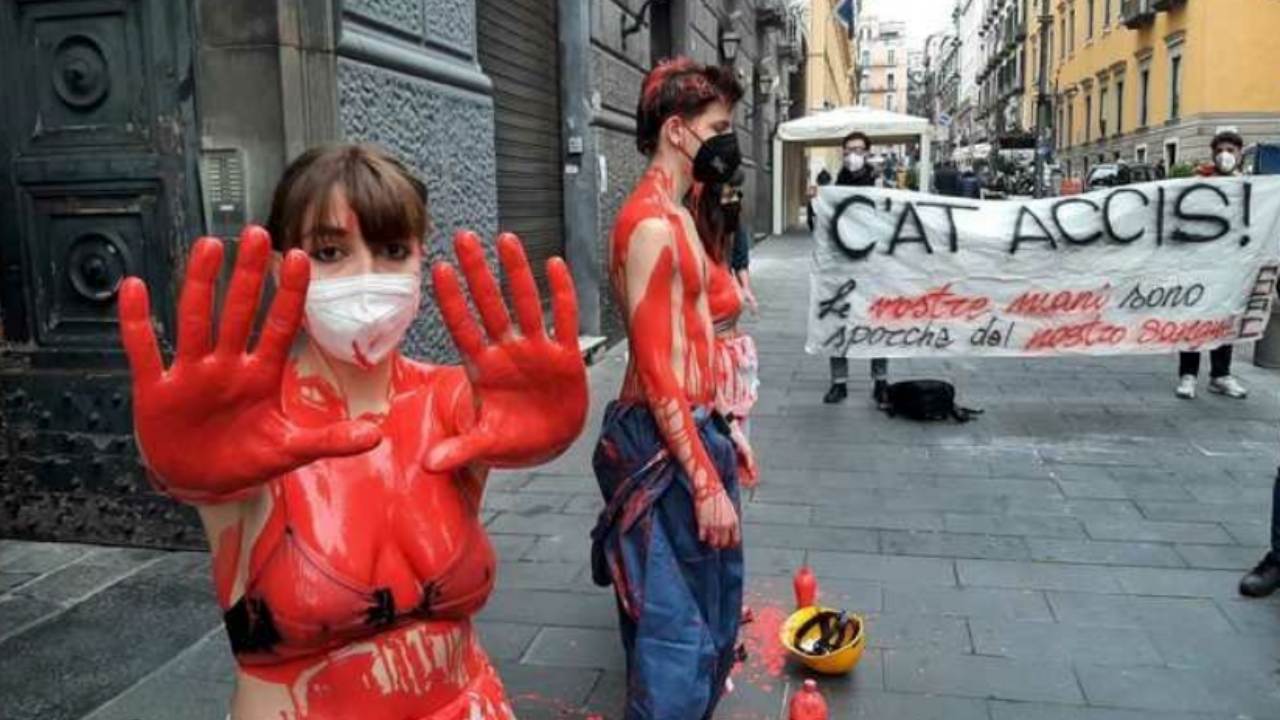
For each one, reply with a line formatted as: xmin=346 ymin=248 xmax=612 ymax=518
xmin=1121 ymin=0 xmax=1156 ymax=28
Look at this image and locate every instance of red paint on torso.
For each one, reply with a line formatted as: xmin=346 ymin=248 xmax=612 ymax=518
xmin=231 ymin=357 xmax=495 ymax=666
xmin=211 ymin=356 xmax=512 ymax=718
xmin=611 ymin=168 xmax=715 ymax=406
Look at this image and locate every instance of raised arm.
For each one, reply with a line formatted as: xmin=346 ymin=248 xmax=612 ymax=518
xmin=424 ymin=231 xmax=587 ymax=474
xmin=624 ymin=220 xmax=739 ymax=548
xmin=119 ymin=227 xmax=382 ymax=504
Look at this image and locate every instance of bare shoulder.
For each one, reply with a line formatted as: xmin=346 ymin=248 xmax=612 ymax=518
xmin=630 ymin=217 xmax=676 ymax=246
xmin=626 ymin=218 xmax=676 ymax=262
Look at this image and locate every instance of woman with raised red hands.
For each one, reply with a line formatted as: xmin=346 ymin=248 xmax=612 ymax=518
xmin=117 ymin=143 xmax=587 ymax=720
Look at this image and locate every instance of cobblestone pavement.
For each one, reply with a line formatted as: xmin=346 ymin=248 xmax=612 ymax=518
xmin=3 ymin=233 xmax=1280 ymax=719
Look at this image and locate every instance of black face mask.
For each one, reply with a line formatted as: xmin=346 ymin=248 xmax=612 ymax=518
xmin=688 ymin=130 xmax=742 ymax=184
xmin=721 ymin=201 xmax=742 ymax=232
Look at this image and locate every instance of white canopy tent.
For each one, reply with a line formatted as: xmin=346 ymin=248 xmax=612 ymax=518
xmin=772 ymin=106 xmax=934 ymax=235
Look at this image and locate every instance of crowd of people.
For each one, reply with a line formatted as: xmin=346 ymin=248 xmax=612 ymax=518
xmin=118 ymin=55 xmax=765 ymax=719
xmin=113 ymin=52 xmax=1278 ymax=720
xmin=805 ymin=127 xmax=1279 ymax=600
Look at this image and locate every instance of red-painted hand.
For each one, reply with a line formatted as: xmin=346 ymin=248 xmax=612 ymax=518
xmin=697 ymin=489 xmax=741 ymax=549
xmin=118 ymin=226 xmax=382 ymax=504
xmin=426 ymin=231 xmax=588 ymax=472
xmin=728 ymin=420 xmax=759 ymax=490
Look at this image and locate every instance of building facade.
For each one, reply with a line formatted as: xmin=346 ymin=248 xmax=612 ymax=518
xmin=976 ymin=0 xmax=1031 ymax=142
xmin=1047 ymin=0 xmax=1280 ymax=178
xmin=907 ymin=49 xmax=928 ymax=118
xmin=953 ymin=0 xmax=986 ymax=148
xmin=0 ymin=0 xmax=799 ymax=546
xmin=933 ymin=33 xmax=963 ymax=155
xmin=803 ymin=0 xmax=856 ymax=113
xmin=855 ymin=15 xmax=908 ymax=113
xmin=794 ymin=0 xmax=855 ymax=187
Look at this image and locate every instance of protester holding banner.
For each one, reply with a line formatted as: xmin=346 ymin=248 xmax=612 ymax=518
xmin=1175 ymin=129 xmax=1250 ymax=400
xmin=826 ymin=130 xmax=890 ymax=405
xmin=807 ymin=168 xmax=832 ymax=232
xmin=808 ymin=168 xmax=1280 ymax=368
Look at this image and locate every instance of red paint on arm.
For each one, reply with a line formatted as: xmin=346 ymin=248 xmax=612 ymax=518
xmin=120 ymin=228 xmax=382 ymax=506
xmin=629 ymin=246 xmax=722 ymax=501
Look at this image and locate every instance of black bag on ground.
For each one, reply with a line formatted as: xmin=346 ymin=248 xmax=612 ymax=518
xmin=881 ymin=379 xmax=982 ymax=423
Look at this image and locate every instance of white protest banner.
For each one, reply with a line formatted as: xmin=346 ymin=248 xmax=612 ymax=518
xmin=808 ymin=177 xmax=1280 ymax=358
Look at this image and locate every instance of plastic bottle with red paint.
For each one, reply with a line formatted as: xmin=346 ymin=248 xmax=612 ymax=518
xmin=793 ymin=564 xmax=818 ymax=609
xmin=788 ymin=679 xmax=828 ymax=720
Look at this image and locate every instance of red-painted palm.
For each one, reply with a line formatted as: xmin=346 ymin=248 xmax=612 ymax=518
xmin=426 ymin=231 xmax=588 ymax=472
xmin=117 ymin=226 xmax=382 ymax=503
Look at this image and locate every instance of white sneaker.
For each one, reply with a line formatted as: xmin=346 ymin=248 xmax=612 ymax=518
xmin=1176 ymin=375 xmax=1197 ymax=399
xmin=1209 ymin=375 xmax=1248 ymax=398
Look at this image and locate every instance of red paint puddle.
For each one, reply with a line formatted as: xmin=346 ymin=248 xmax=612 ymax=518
xmin=732 ymin=585 xmax=790 ymax=695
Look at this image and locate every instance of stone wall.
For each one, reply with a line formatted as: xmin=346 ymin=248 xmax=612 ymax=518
xmin=591 ymin=0 xmax=651 ymax=337
xmin=588 ymin=0 xmax=785 ymax=336
xmin=337 ymin=0 xmax=499 ymax=362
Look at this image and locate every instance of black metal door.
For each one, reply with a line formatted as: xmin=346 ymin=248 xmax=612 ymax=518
xmin=0 ymin=0 xmax=205 ymax=547
xmin=476 ymin=0 xmax=564 ymax=293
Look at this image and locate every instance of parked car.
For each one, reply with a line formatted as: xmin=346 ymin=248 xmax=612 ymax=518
xmin=1243 ymin=143 xmax=1280 ymax=175
xmin=1085 ymin=162 xmax=1156 ymax=190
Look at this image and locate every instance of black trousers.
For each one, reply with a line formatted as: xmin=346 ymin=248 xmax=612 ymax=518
xmin=1178 ymin=345 xmax=1233 ymax=378
xmin=1271 ymin=469 xmax=1280 ymax=554
xmin=830 ymin=357 xmax=888 ymax=383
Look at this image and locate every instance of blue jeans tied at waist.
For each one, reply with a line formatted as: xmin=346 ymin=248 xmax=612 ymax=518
xmin=590 ymin=401 xmax=743 ymax=720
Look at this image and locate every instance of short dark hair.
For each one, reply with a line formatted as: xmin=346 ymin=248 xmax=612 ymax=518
xmin=635 ymin=58 xmax=744 ymax=157
xmin=843 ymin=131 xmax=870 ymax=150
xmin=1211 ymin=129 xmax=1244 ymax=154
xmin=266 ymin=144 xmax=430 ymax=252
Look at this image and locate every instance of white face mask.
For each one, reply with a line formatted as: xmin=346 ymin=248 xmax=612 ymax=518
xmin=1216 ymin=151 xmax=1238 ymax=174
xmin=845 ymin=152 xmax=866 ymax=172
xmin=304 ymin=273 xmax=420 ymax=369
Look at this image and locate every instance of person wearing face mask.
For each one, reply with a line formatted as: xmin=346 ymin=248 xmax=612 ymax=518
xmin=807 ymin=166 xmax=833 ymax=231
xmin=825 ymin=131 xmax=892 ymax=406
xmin=592 ymin=57 xmax=745 ymax=720
xmin=1174 ymin=129 xmax=1249 ymax=401
xmin=117 ymin=143 xmax=588 ymax=720
xmin=726 ymin=171 xmax=759 ymax=315
xmin=689 ymin=174 xmax=760 ymax=490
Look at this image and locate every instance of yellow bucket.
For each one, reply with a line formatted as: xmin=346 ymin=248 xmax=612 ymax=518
xmin=778 ymin=606 xmax=866 ymax=676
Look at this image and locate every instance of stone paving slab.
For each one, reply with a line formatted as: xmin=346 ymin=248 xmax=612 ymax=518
xmin=2 ymin=233 xmax=1280 ymax=719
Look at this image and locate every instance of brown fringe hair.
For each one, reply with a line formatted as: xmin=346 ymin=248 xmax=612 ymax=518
xmin=266 ymin=143 xmax=431 ymax=251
